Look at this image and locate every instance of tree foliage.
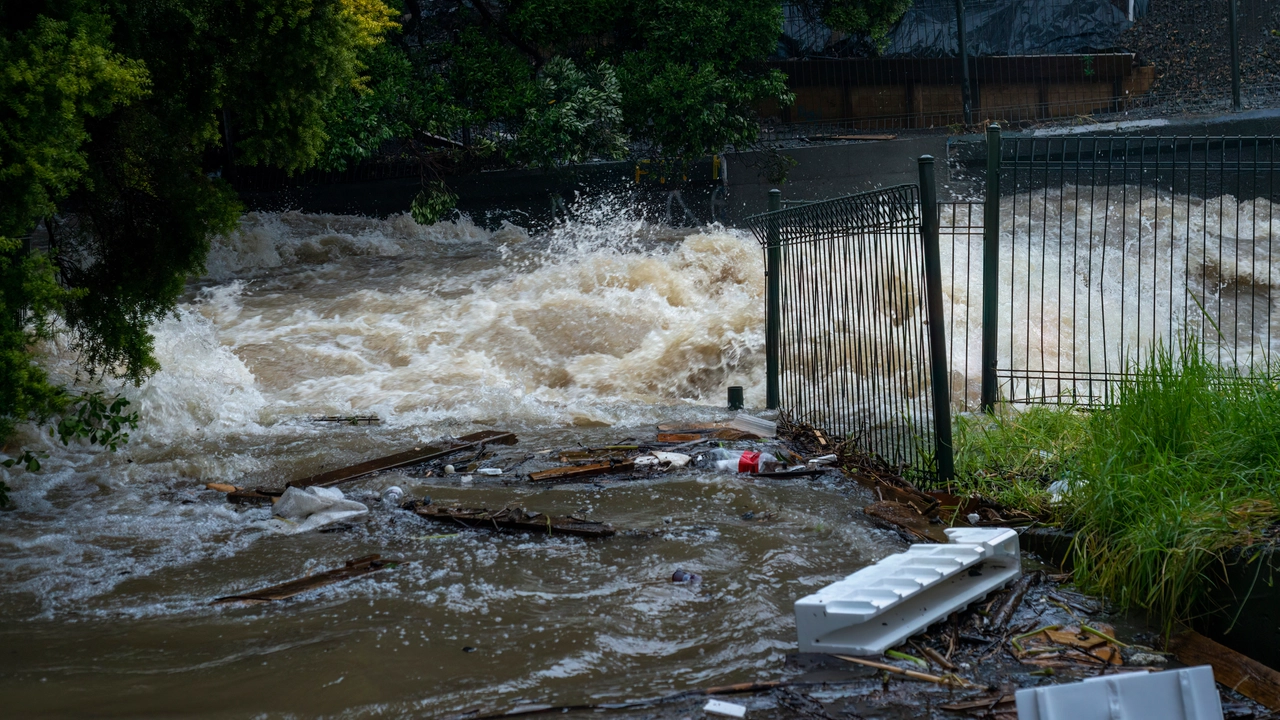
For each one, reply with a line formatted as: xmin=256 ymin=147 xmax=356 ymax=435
xmin=323 ymin=0 xmax=792 ymax=187
xmin=0 ymin=0 xmax=397 ymax=479
xmin=816 ymin=0 xmax=913 ymax=41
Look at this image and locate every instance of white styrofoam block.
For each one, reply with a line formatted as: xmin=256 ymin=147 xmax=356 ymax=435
xmin=1015 ymin=666 xmax=1224 ymax=720
xmin=703 ymin=698 xmax=747 ymax=718
xmin=794 ymin=527 xmax=1020 ymax=656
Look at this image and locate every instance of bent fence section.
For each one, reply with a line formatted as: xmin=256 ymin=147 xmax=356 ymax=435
xmin=746 ymin=175 xmax=954 ymax=480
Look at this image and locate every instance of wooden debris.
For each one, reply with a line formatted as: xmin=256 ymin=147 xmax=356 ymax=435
xmin=940 ymin=693 xmax=1015 ymax=712
xmin=863 ymin=501 xmax=951 ymax=543
xmin=833 ymin=654 xmax=974 ymax=688
xmin=408 ymin=502 xmax=615 ymax=538
xmin=213 ymin=555 xmax=396 ymax=605
xmin=290 ymin=430 xmax=517 ymax=488
xmin=1169 ymin=629 xmax=1280 ymax=711
xmin=205 ymin=482 xmax=238 ymax=493
xmin=311 ymin=414 xmax=380 ymax=425
xmin=528 ymin=460 xmax=635 ymax=483
xmin=919 ymin=644 xmax=957 ymax=671
xmin=656 ymin=421 xmax=729 ymax=432
xmin=226 ymin=487 xmax=282 ymax=506
xmin=990 ymin=571 xmax=1041 ymax=629
xmin=657 ymin=433 xmax=703 ymax=443
xmin=557 ymin=446 xmax=637 ymax=462
xmin=1013 ymin=623 xmax=1124 ymax=668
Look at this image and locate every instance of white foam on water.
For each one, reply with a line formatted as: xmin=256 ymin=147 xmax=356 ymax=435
xmin=1 ymin=207 xmax=768 ymax=618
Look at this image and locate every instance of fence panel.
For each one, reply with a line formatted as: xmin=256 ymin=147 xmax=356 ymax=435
xmin=746 ymin=185 xmax=941 ymax=473
xmin=994 ymin=135 xmax=1280 ymax=405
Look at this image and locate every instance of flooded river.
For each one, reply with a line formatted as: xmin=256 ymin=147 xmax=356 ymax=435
xmin=4 ymin=185 xmax=1275 ymax=717
xmin=0 ymin=207 xmax=900 ymax=717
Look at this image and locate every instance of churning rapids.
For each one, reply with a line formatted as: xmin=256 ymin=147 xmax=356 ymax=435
xmin=2 ymin=187 xmax=1276 ymax=717
xmin=0 ymin=206 xmax=899 ymax=718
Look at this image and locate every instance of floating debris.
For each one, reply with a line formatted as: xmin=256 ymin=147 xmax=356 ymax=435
xmin=406 ymin=501 xmax=616 ymax=538
xmin=291 ymin=430 xmax=517 ymax=489
xmin=212 ymin=555 xmax=397 ymax=605
xmin=528 ymin=460 xmax=635 ymax=483
xmin=310 ymin=414 xmax=381 ymax=425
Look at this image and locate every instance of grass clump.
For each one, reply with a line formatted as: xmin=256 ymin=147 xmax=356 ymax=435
xmin=952 ymin=342 xmax=1280 ymax=630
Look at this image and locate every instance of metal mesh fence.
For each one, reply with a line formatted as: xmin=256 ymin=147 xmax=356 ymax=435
xmin=941 ymin=201 xmax=986 ymax=412
xmin=746 ymin=185 xmax=940 ymax=472
xmin=990 ymin=135 xmax=1280 ymax=405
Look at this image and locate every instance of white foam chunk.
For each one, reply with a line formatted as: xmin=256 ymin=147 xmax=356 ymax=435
xmin=795 ymin=527 xmax=1020 ymax=656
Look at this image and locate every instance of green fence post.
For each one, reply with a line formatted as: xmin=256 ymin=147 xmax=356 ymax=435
xmin=981 ymin=124 xmax=1000 ymax=412
xmin=919 ymin=156 xmax=954 ymax=484
xmin=766 ymin=188 xmax=782 ymax=411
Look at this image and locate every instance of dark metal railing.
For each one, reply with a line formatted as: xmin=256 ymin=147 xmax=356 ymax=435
xmin=981 ymin=130 xmax=1280 ymax=406
xmin=747 ymin=162 xmax=954 ymax=480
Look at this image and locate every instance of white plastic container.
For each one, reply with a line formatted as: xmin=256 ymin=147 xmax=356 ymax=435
xmin=728 ymin=413 xmax=776 ymax=438
xmin=794 ymin=527 xmax=1020 ymax=656
xmin=1015 ymin=666 xmax=1223 ymax=720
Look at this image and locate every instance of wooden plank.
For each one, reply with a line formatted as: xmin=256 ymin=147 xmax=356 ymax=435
xmin=213 ymin=555 xmax=397 ymax=605
xmin=409 ymin=503 xmax=615 ymax=538
xmin=226 ymin=488 xmax=279 ymax=506
xmin=528 ymin=460 xmax=635 ymax=483
xmin=657 ymin=433 xmax=703 ymax=443
xmin=1169 ymin=630 xmax=1280 ymax=711
xmin=656 ymin=422 xmax=728 ymax=432
xmin=290 ymin=430 xmax=517 ymax=488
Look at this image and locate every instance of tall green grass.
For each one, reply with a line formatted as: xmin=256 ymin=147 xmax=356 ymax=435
xmin=952 ymin=342 xmax=1280 ymax=629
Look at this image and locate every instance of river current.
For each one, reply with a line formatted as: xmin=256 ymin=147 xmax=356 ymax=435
xmin=2 ymin=186 xmax=1276 ymax=717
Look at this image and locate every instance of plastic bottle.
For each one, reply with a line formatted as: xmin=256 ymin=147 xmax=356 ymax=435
xmin=701 ymin=447 xmax=779 ymax=473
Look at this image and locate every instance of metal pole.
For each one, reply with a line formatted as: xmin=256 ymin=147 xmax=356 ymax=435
xmin=981 ymin=124 xmax=1001 ymax=413
xmin=956 ymin=0 xmax=972 ymax=126
xmin=766 ymin=188 xmax=782 ymax=410
xmin=918 ymin=156 xmax=954 ymax=484
xmin=1229 ymin=0 xmax=1242 ymax=112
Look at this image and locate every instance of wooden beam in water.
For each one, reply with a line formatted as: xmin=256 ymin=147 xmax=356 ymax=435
xmin=290 ymin=430 xmax=517 ymax=488
xmin=409 ymin=502 xmax=615 ymax=538
xmin=528 ymin=460 xmax=635 ymax=483
xmin=212 ymin=555 xmax=397 ymax=605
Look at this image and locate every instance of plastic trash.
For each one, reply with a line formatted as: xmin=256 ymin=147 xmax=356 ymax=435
xmin=443 ymin=464 xmax=455 ymax=474
xmin=381 ymin=486 xmax=404 ymax=506
xmin=672 ymin=568 xmax=702 ymax=584
xmin=795 ymin=527 xmax=1020 ymax=655
xmin=477 ymin=468 xmax=502 ymax=476
xmin=652 ymin=451 xmax=691 ymax=467
xmin=635 ymin=455 xmax=660 ymax=467
xmin=807 ymin=454 xmax=838 ymax=466
xmin=273 ymin=486 xmax=369 ymax=533
xmin=703 ymin=699 xmax=746 ymax=718
xmin=728 ymin=413 xmax=776 ymax=438
xmin=1014 ymin=666 xmax=1223 ymax=720
xmin=699 ymin=448 xmax=781 ymax=473
xmin=1047 ymin=471 xmax=1085 ymax=503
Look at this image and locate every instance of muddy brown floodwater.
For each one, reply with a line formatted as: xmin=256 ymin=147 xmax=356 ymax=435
xmin=0 ymin=208 xmax=906 ymax=718
xmin=7 ymin=195 xmax=1270 ymax=718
